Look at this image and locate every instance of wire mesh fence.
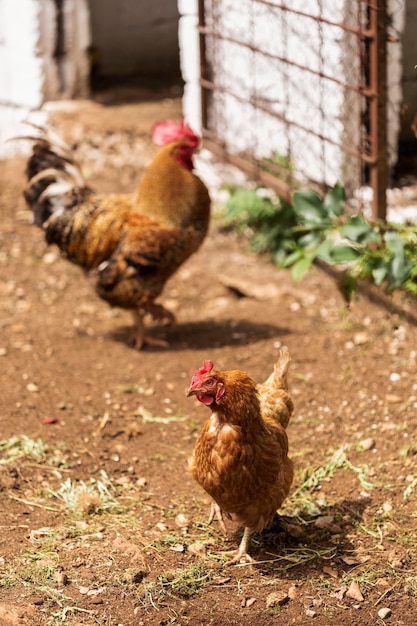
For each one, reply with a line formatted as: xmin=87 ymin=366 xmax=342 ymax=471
xmin=198 ymin=0 xmax=396 ymax=219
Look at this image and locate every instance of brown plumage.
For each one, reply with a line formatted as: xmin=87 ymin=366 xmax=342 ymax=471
xmin=21 ymin=120 xmax=211 ymax=349
xmin=186 ymin=348 xmax=294 ymax=564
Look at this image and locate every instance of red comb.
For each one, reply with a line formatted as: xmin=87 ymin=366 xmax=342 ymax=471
xmin=151 ymin=119 xmax=200 ymax=148
xmin=190 ymin=359 xmax=214 ymax=387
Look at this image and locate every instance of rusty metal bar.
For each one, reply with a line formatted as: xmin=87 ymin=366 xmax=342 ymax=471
xmin=368 ymin=0 xmax=388 ymax=221
xmin=198 ymin=0 xmax=208 ymax=131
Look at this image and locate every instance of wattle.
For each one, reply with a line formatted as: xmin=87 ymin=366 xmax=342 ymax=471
xmin=197 ymin=393 xmax=214 ymax=406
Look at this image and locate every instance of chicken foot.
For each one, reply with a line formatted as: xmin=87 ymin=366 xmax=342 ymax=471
xmin=130 ymin=310 xmax=169 ymax=349
xmin=208 ymin=501 xmax=228 ymax=535
xmin=207 ymin=504 xmax=254 ymax=565
xmin=221 ymin=527 xmax=254 ymax=566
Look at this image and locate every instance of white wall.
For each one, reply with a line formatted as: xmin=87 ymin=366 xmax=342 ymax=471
xmin=0 ymin=0 xmax=91 ymax=154
xmin=178 ymin=0 xmax=406 ymax=192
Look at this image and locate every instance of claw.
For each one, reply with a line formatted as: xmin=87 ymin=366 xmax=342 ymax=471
xmin=222 ymin=528 xmax=254 ymax=566
xmin=130 ymin=309 xmax=169 ymax=349
xmin=129 ymin=328 xmax=169 ymax=350
xmin=208 ymin=501 xmax=228 ymax=535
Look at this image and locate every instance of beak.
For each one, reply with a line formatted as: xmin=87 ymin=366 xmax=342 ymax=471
xmin=186 ymin=386 xmax=198 ymax=397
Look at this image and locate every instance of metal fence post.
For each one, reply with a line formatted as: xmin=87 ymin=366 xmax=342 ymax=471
xmin=368 ymin=0 xmax=388 ymax=221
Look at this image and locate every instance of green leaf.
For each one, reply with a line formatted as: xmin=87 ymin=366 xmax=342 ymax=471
xmin=324 ymin=182 xmax=345 ymax=217
xmin=371 ymin=263 xmax=387 ymax=285
xmin=329 ymin=244 xmax=361 ymax=263
xmin=281 ymin=249 xmax=303 ymax=268
xmin=341 ymin=215 xmax=376 ymax=243
xmin=293 ymin=188 xmax=328 ymax=225
xmin=291 ymin=256 xmax=314 ymax=281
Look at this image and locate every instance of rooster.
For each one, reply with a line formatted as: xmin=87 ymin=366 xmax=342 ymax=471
xmin=20 ymin=120 xmax=211 ymax=348
xmin=186 ymin=348 xmax=294 ymax=564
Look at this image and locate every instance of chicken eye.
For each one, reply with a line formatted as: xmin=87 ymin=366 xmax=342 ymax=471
xmin=205 ymin=377 xmax=215 ymax=386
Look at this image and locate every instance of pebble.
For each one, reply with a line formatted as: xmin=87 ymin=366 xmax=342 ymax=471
xmin=187 ymin=542 xmax=207 ymax=557
xmin=170 ymin=544 xmax=184 ymax=552
xmin=346 ymin=580 xmax=364 ymax=602
xmin=314 ymin=515 xmax=334 ymax=530
xmin=378 ymin=607 xmax=392 ymax=619
xmin=353 ymin=331 xmax=370 ymax=345
xmin=175 ymin=513 xmax=189 ymax=530
xmin=55 ymin=572 xmax=68 ymax=586
xmin=265 ymin=591 xmax=289 ymax=608
xmin=360 ymin=437 xmax=375 ymax=451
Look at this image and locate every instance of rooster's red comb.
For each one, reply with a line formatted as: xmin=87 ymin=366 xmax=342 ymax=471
xmin=151 ymin=119 xmax=200 ymax=148
xmin=190 ymin=359 xmax=214 ymax=388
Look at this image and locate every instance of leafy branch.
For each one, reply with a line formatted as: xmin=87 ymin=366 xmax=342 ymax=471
xmin=223 ymin=182 xmax=417 ymax=300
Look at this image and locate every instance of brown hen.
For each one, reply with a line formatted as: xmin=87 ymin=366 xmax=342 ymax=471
xmin=21 ymin=120 xmax=210 ymax=348
xmin=186 ymin=348 xmax=294 ymax=564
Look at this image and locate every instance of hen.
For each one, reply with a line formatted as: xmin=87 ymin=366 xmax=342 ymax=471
xmin=186 ymin=348 xmax=294 ymax=564
xmin=21 ymin=120 xmax=211 ymax=348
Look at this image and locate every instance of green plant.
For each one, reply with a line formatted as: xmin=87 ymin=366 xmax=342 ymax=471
xmin=139 ymin=563 xmax=212 ymax=607
xmin=48 ymin=470 xmax=123 ymax=515
xmin=223 ymin=182 xmax=417 ymax=300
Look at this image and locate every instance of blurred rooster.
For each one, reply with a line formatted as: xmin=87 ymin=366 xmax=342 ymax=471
xmin=186 ymin=348 xmax=294 ymax=564
xmin=21 ymin=120 xmax=211 ymax=348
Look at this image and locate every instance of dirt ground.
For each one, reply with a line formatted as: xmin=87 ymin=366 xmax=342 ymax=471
xmin=1 ymin=89 xmax=417 ymax=626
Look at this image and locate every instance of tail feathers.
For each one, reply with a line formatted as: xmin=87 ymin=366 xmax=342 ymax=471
xmin=263 ymin=347 xmax=291 ymax=390
xmin=19 ymin=123 xmax=87 ymax=227
xmin=258 ymin=347 xmax=294 ymax=430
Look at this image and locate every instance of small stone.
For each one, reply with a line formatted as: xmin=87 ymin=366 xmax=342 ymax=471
xmin=314 ymin=515 xmax=334 ymax=530
xmin=323 ymin=565 xmax=339 ymax=579
xmin=175 ymin=513 xmax=189 ymax=529
xmin=305 ymin=609 xmax=316 ymax=617
xmin=385 ymin=394 xmax=402 ymax=404
xmin=353 ymin=331 xmax=370 ymax=345
xmin=55 ymin=572 xmax=68 ymax=586
xmin=27 ymin=382 xmax=39 ymax=392
xmin=155 ymin=522 xmax=167 ymax=532
xmin=43 ymin=251 xmax=58 ymax=264
xmin=78 ymin=585 xmax=89 ymax=595
xmin=187 ymin=542 xmax=207 ymax=557
xmin=360 ymin=437 xmax=375 ymax=451
xmin=378 ymin=607 xmax=392 ymax=619
xmin=265 ymin=591 xmax=289 ymax=608
xmin=389 ymin=373 xmax=401 ymax=382
xmin=170 ymin=543 xmax=184 ymax=552
xmin=0 ymin=348 xmax=7 ymax=356
xmin=288 ymin=585 xmax=298 ymax=599
xmin=346 ymin=580 xmax=364 ymax=602
xmin=122 ymin=568 xmax=147 ymax=584
xmin=245 ymin=597 xmax=256 ymax=608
